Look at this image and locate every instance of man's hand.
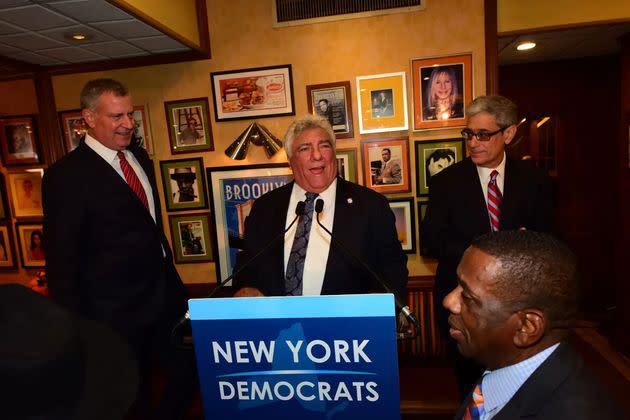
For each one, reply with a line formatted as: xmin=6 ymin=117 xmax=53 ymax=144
xmin=234 ymin=287 xmax=265 ymax=297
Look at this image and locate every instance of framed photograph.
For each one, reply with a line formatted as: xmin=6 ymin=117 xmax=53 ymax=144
xmin=159 ymin=157 xmax=209 ymax=212
xmin=0 ymin=173 xmax=10 ymax=220
xmin=0 ymin=116 xmax=41 ymax=166
xmin=207 ymin=163 xmax=293 ymax=282
xmin=0 ymin=223 xmax=17 ymax=269
xmin=133 ymin=104 xmax=155 ymax=155
xmin=306 ymin=81 xmax=354 ymax=139
xmin=388 ymin=198 xmax=416 ymax=254
xmin=16 ymin=222 xmax=45 ymax=268
xmin=360 ymin=137 xmax=411 ymax=194
xmin=335 ymin=148 xmax=358 ymax=183
xmin=168 ymin=212 xmax=213 ymax=264
xmin=411 ymin=53 xmax=472 ymax=131
xmin=211 ymin=64 xmax=295 ymax=121
xmin=8 ymin=171 xmax=43 ymax=218
xmin=415 ymin=138 xmax=465 ymax=197
xmin=164 ymin=98 xmax=214 ymax=154
xmin=356 ymin=72 xmax=408 ymax=134
xmin=59 ymin=109 xmax=88 ymax=152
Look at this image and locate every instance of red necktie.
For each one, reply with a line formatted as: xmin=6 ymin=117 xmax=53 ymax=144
xmin=117 ymin=151 xmax=149 ymax=210
xmin=487 ymin=170 xmax=502 ymax=232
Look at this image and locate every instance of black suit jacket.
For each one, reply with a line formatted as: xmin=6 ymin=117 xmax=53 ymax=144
xmin=234 ymin=178 xmax=408 ymax=300
xmin=421 ymin=157 xmax=553 ymax=308
xmin=42 ymin=141 xmax=187 ymax=338
xmin=453 ymin=342 xmax=623 ymax=419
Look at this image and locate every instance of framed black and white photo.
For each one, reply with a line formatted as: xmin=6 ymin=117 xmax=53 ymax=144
xmin=306 ymin=81 xmax=354 ymax=139
xmin=160 ymin=157 xmax=209 ymax=212
xmin=415 ymin=138 xmax=465 ymax=197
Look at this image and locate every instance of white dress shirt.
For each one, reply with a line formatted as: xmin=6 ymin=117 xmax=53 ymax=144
xmin=283 ymin=179 xmax=337 ymax=296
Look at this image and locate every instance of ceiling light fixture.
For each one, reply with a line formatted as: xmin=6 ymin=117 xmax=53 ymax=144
xmin=65 ymin=32 xmax=91 ymax=41
xmin=516 ymin=41 xmax=536 ymax=51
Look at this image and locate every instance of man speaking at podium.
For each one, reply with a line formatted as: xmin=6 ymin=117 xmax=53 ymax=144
xmin=234 ymin=114 xmax=407 ymax=300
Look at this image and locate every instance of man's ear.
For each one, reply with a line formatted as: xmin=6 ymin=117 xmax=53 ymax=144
xmin=502 ymin=124 xmax=517 ymax=145
xmin=82 ymin=108 xmax=96 ymax=129
xmin=513 ymin=309 xmax=546 ymax=348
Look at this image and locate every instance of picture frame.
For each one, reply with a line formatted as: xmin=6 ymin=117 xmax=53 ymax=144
xmin=133 ymin=104 xmax=155 ymax=155
xmin=16 ymin=222 xmax=45 ymax=268
xmin=356 ymin=72 xmax=408 ymax=134
xmin=0 ymin=173 xmax=10 ymax=220
xmin=388 ymin=197 xmax=416 ymax=254
xmin=0 ymin=223 xmax=17 ymax=269
xmin=411 ymin=53 xmax=472 ymax=131
xmin=164 ymin=98 xmax=214 ymax=154
xmin=8 ymin=171 xmax=43 ymax=218
xmin=58 ymin=109 xmax=87 ymax=152
xmin=211 ymin=64 xmax=295 ymax=122
xmin=159 ymin=157 xmax=209 ymax=212
xmin=0 ymin=116 xmax=41 ymax=166
xmin=168 ymin=212 xmax=214 ymax=264
xmin=335 ymin=148 xmax=358 ymax=183
xmin=207 ymin=163 xmax=293 ymax=282
xmin=415 ymin=138 xmax=465 ymax=197
xmin=306 ymin=81 xmax=354 ymax=139
xmin=360 ymin=137 xmax=411 ymax=194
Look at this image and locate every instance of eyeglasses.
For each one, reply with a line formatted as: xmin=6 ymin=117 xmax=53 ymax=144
xmin=460 ymin=127 xmax=507 ymax=142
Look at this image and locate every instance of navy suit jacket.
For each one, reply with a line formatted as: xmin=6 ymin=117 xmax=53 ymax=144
xmin=43 ymin=140 xmax=187 ymax=338
xmin=453 ymin=342 xmax=623 ymax=419
xmin=421 ymin=157 xmax=553 ymax=308
xmin=234 ymin=177 xmax=408 ymax=300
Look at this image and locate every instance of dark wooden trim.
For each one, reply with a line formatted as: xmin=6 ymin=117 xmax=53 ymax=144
xmin=484 ymin=0 xmax=499 ymax=95
xmin=196 ymin=0 xmax=211 ymax=55
xmin=33 ymin=72 xmax=64 ymax=166
xmin=407 ymin=275 xmax=435 ymax=289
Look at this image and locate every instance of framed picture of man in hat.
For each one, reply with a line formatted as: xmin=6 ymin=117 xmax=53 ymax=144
xmin=159 ymin=157 xmax=209 ymax=212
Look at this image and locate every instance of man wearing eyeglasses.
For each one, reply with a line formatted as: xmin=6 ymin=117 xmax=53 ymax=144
xmin=420 ymin=95 xmax=553 ymax=398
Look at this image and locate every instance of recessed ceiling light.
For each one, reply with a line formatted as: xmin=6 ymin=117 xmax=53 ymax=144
xmin=65 ymin=32 xmax=91 ymax=41
xmin=517 ymin=41 xmax=536 ymax=51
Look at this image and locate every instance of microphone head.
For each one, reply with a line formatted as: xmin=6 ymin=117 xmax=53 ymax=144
xmin=295 ymin=201 xmax=306 ymax=216
xmin=315 ymin=199 xmax=324 ymax=214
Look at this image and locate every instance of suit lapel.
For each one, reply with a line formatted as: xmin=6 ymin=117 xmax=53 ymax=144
xmin=320 ymin=178 xmax=351 ymax=294
xmin=462 ymin=158 xmax=491 ymax=233
xmin=499 ymin=158 xmax=521 ymax=230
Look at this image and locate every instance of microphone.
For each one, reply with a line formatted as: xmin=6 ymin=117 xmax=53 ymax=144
xmin=313 ymin=199 xmax=420 ymax=337
xmin=171 ymin=200 xmax=306 ymax=344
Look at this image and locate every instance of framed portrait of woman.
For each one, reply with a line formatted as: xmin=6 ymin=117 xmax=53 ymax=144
xmin=411 ymin=54 xmax=472 ymax=131
xmin=8 ymin=171 xmax=43 ymax=218
xmin=16 ymin=222 xmax=45 ymax=268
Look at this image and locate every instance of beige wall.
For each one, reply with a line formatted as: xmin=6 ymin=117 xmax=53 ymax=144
xmin=4 ymin=0 xmax=486 ymax=284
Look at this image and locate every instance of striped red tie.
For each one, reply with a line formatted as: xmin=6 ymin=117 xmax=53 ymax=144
xmin=487 ymin=170 xmax=502 ymax=232
xmin=117 ymin=151 xmax=149 ymax=210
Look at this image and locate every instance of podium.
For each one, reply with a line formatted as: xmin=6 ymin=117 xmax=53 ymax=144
xmin=189 ymin=294 xmax=401 ymax=419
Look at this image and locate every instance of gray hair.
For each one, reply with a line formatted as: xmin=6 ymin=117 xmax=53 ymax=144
xmin=80 ymin=78 xmax=129 ymax=111
xmin=466 ymin=95 xmax=518 ymax=127
xmin=284 ymin=114 xmax=335 ymax=159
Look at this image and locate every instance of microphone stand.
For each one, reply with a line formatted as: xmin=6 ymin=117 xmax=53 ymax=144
xmin=171 ymin=201 xmax=306 ymax=348
xmin=313 ymin=199 xmax=420 ymax=340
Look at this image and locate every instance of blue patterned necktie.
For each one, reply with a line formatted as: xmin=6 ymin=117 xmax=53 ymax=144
xmin=285 ymin=192 xmax=318 ymax=295
xmin=464 ymin=379 xmax=485 ymax=420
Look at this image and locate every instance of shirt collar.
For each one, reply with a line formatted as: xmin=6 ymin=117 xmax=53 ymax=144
xmin=476 ymin=152 xmax=506 ymax=182
xmin=292 ymin=178 xmax=337 ymax=204
xmin=84 ymin=133 xmax=123 ymax=164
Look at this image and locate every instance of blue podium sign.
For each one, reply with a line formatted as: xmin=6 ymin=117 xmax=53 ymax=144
xmin=189 ymin=294 xmax=401 ymax=419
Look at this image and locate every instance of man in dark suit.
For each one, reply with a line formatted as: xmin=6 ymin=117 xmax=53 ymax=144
xmin=42 ymin=78 xmax=196 ymax=420
xmin=234 ymin=114 xmax=407 ymax=301
xmin=421 ymin=95 xmax=553 ymax=395
xmin=447 ymin=230 xmax=622 ymax=419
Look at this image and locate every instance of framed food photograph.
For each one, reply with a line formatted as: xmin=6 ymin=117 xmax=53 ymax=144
xmin=0 ymin=223 xmax=17 ymax=269
xmin=160 ymin=157 xmax=208 ymax=212
xmin=415 ymin=138 xmax=465 ymax=197
xmin=207 ymin=163 xmax=293 ymax=282
xmin=8 ymin=171 xmax=43 ymax=218
xmin=388 ymin=198 xmax=416 ymax=254
xmin=335 ymin=148 xmax=358 ymax=183
xmin=211 ymin=64 xmax=295 ymax=122
xmin=306 ymin=81 xmax=354 ymax=139
xmin=168 ymin=212 xmax=213 ymax=264
xmin=16 ymin=222 xmax=45 ymax=268
xmin=0 ymin=173 xmax=10 ymax=220
xmin=58 ymin=109 xmax=88 ymax=152
xmin=0 ymin=116 xmax=41 ymax=166
xmin=164 ymin=98 xmax=214 ymax=154
xmin=360 ymin=137 xmax=411 ymax=194
xmin=411 ymin=53 xmax=472 ymax=131
xmin=356 ymin=72 xmax=408 ymax=134
xmin=133 ymin=104 xmax=155 ymax=155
